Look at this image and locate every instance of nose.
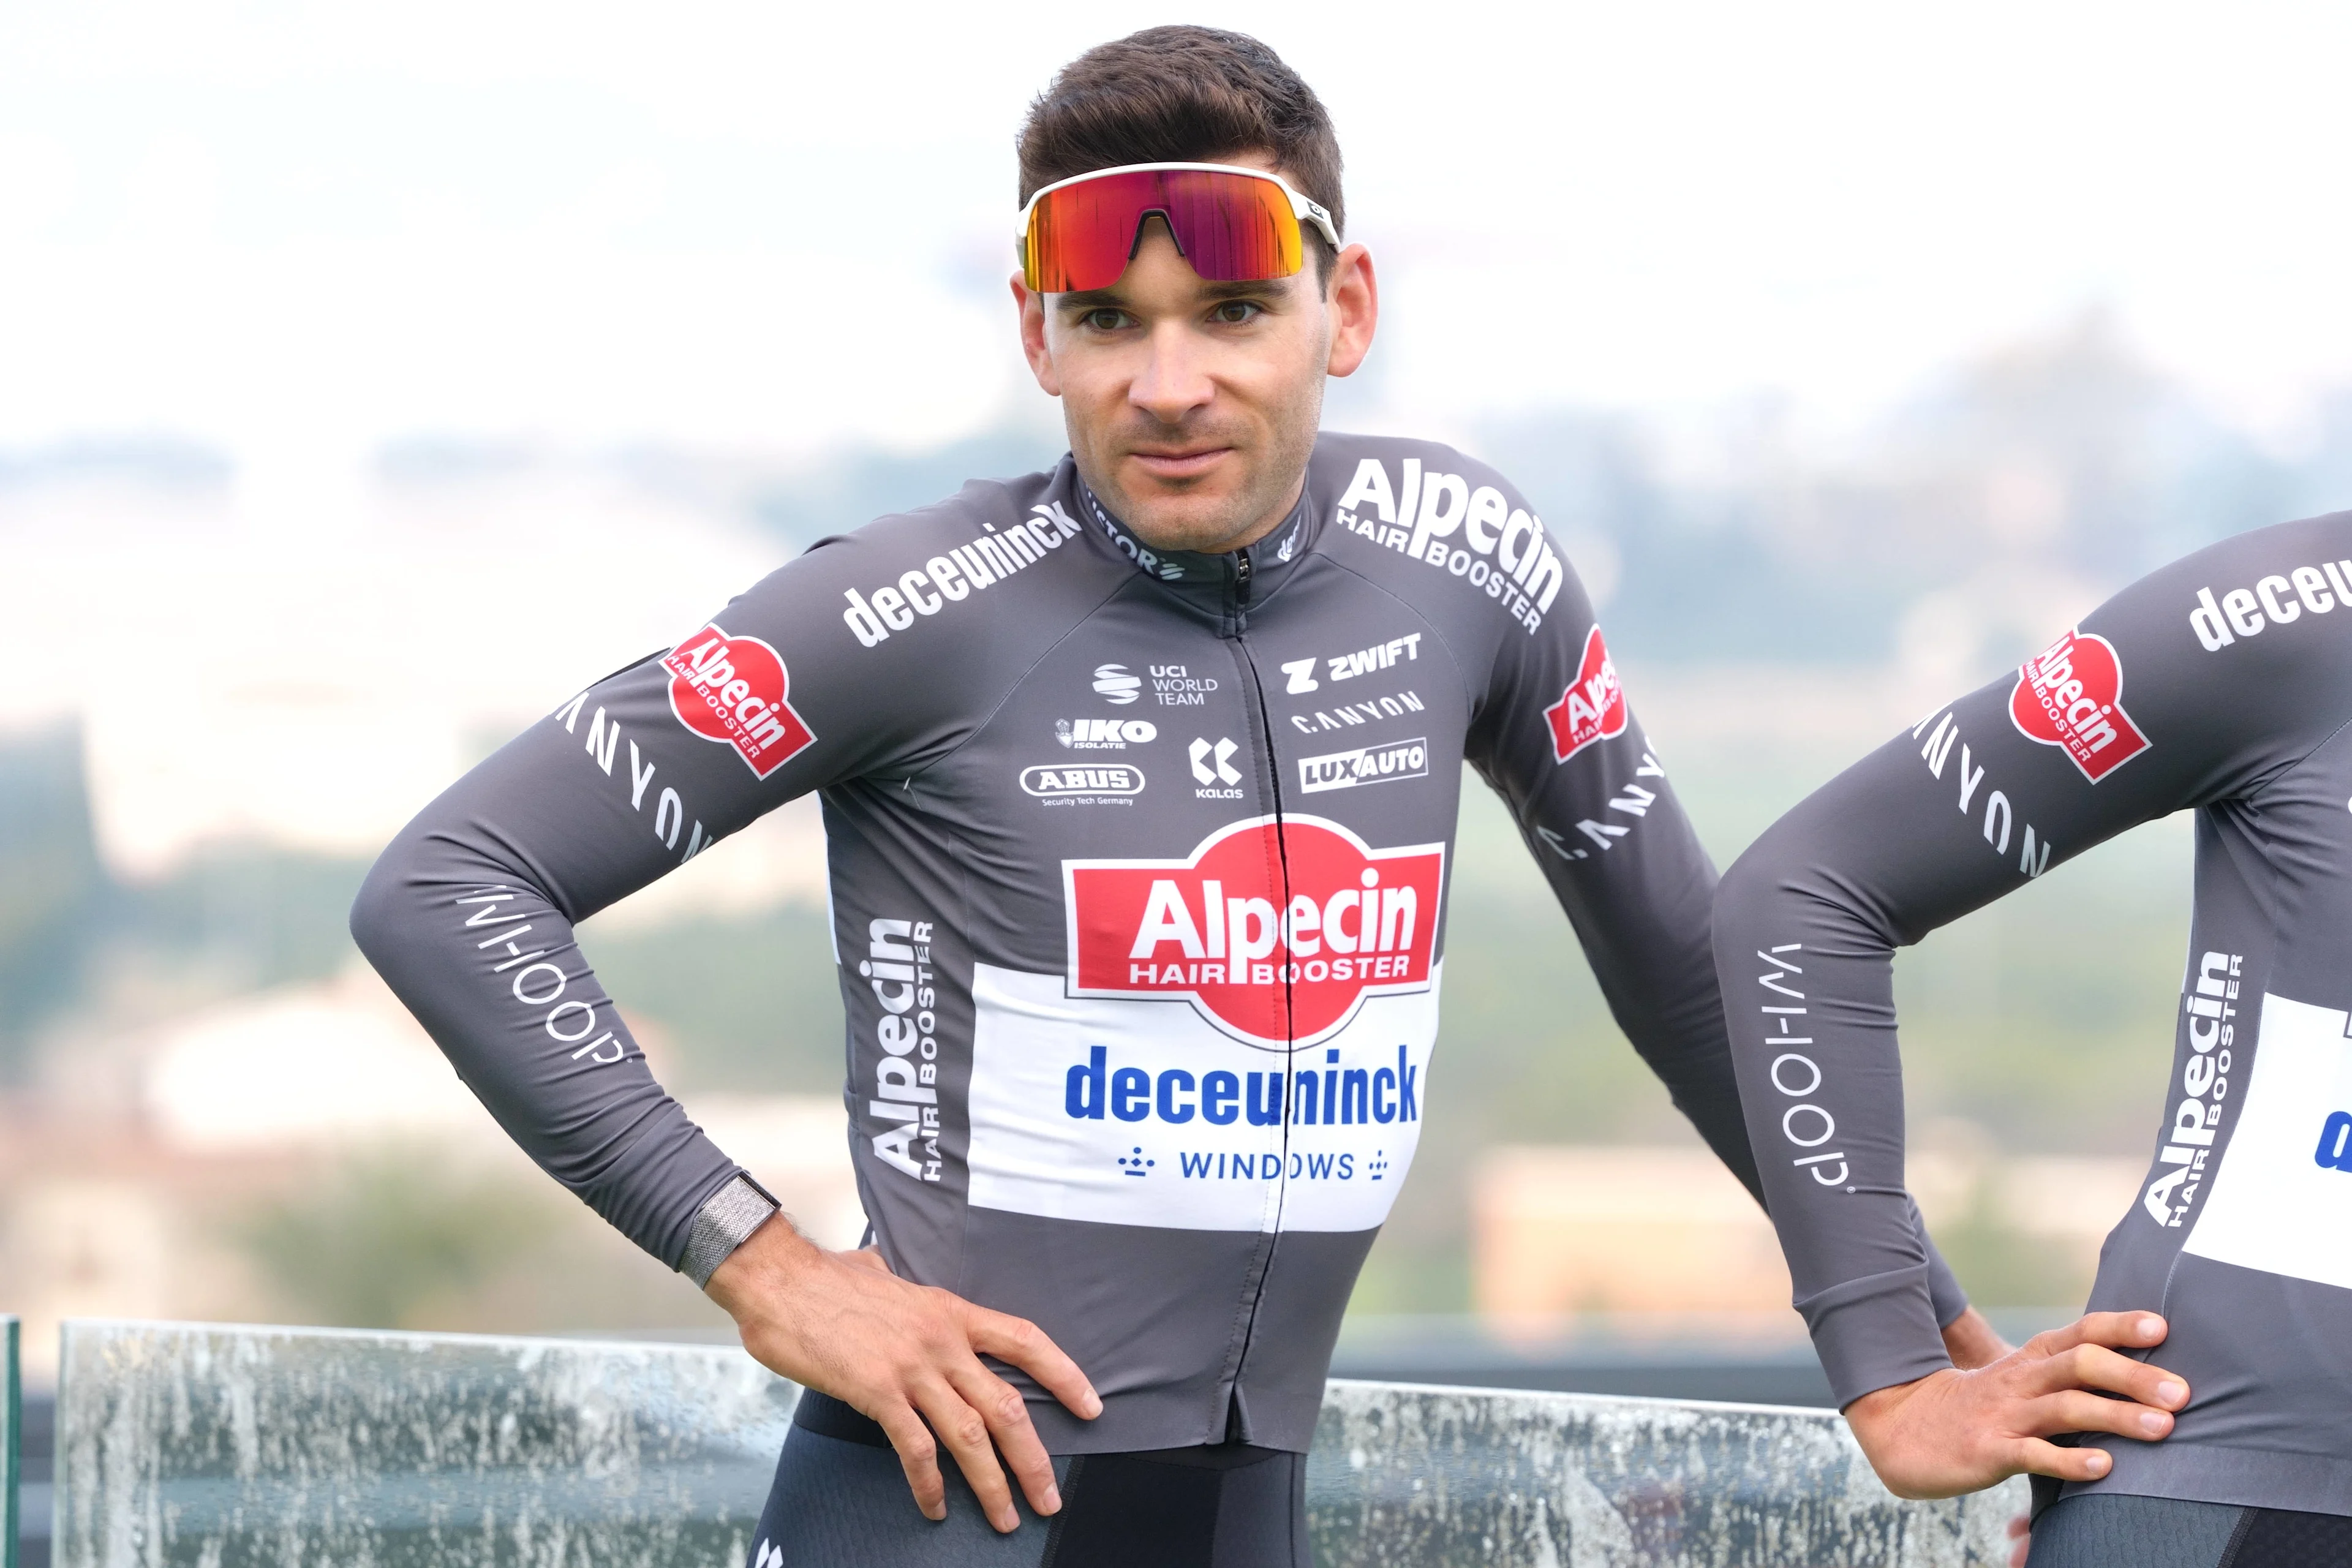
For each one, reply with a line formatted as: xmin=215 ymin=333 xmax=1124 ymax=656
xmin=1119 ymin=217 xmax=1216 ymax=426
xmin=1128 ymin=316 xmax=1216 ymax=426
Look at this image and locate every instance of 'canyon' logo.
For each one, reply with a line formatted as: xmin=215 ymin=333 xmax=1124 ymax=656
xmin=2009 ymin=628 xmax=2150 ymax=783
xmin=1543 ymin=627 xmax=1626 ymax=764
xmin=663 ymin=625 xmax=816 ymax=778
xmin=1064 ymin=816 xmax=1444 ymax=1047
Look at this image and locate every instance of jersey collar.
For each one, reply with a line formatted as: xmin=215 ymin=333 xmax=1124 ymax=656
xmin=1071 ymin=472 xmax=1321 ymax=607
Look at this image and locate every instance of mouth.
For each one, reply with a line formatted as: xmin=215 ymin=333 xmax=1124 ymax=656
xmin=1125 ymin=445 xmax=1232 ymax=482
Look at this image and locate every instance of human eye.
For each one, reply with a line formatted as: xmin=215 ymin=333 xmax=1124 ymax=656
xmin=1080 ymin=307 xmax=1133 ymax=332
xmin=1210 ymin=300 xmax=1264 ymax=326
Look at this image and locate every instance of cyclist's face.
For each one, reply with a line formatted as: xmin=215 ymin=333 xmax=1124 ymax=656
xmin=1015 ymin=159 xmax=1377 ymax=557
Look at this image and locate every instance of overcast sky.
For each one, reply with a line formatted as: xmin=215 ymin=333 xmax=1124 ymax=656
xmin=7 ymin=0 xmax=2351 ymax=480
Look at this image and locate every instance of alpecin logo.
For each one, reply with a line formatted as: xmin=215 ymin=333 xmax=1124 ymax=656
xmin=2009 ymin=628 xmax=2149 ymax=783
xmin=1063 ymin=816 xmax=1445 ymax=1048
xmin=1543 ymin=626 xmax=1626 ymax=764
xmin=662 ymin=624 xmax=816 ymax=779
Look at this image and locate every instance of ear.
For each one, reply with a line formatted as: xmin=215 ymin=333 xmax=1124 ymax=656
xmin=1323 ymin=244 xmax=1379 ymax=379
xmin=1012 ymin=271 xmax=1062 ymax=397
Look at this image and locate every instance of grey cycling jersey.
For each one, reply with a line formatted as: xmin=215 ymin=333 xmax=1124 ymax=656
xmin=353 ymin=431 xmax=1965 ymax=1455
xmin=1716 ymin=513 xmax=2352 ymax=1515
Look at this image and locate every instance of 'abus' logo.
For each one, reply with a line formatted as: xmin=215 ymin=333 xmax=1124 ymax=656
xmin=1094 ymin=664 xmax=1142 ymax=704
xmin=1064 ymin=816 xmax=1445 ymax=1047
xmin=663 ymin=625 xmax=816 ymax=778
xmin=2009 ymin=628 xmax=2149 ymax=783
xmin=1023 ymin=764 xmax=1145 ymax=798
xmin=1543 ymin=627 xmax=1626 ymax=764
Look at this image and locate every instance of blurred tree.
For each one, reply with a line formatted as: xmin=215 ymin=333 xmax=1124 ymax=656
xmin=747 ymin=423 xmax=1067 ymax=551
xmin=578 ymin=903 xmax=845 ymax=1093
xmin=124 ymin=846 xmax=374 ymax=992
xmin=234 ymin=1148 xmax=552 ymax=1330
xmin=0 ymin=723 xmax=107 ymax=1077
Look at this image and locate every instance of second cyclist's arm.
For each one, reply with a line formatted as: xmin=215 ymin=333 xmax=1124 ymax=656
xmin=1712 ymin=535 xmax=2322 ymax=1405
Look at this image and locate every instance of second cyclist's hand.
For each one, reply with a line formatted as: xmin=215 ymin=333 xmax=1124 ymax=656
xmin=1844 ymin=1311 xmax=2187 ymax=1499
xmin=707 ymin=1218 xmax=1101 ymax=1532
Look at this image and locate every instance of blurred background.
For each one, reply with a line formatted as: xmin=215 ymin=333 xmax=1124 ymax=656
xmin=8 ymin=1 xmax=2352 ymax=1479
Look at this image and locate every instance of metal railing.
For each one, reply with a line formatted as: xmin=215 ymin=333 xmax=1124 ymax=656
xmin=34 ymin=1317 xmax=2022 ymax=1567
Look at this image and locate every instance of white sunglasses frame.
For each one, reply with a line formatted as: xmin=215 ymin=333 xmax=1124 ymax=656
xmin=1015 ymin=161 xmax=1342 ymax=273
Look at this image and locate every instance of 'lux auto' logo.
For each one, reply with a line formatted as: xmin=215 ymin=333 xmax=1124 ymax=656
xmin=1062 ymin=816 xmax=1444 ymax=1047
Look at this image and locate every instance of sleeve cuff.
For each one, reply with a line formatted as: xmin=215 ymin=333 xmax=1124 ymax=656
xmin=1912 ymin=1195 xmax=1971 ymax=1329
xmin=678 ymin=1174 xmax=779 ymax=1287
xmin=1797 ymin=1264 xmax=1954 ymax=1408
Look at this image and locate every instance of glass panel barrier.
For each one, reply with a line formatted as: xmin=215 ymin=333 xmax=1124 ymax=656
xmin=55 ymin=1319 xmax=2023 ymax=1567
xmin=4 ymin=1314 xmax=18 ymax=1568
xmin=1310 ymin=1379 xmax=2021 ymax=1566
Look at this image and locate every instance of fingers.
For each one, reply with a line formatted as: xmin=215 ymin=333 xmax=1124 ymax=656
xmin=2006 ymin=1435 xmax=2114 ymax=1485
xmin=2030 ymin=1387 xmax=2177 ymax=1444
xmin=2027 ymin=1311 xmax=2168 ymax=1357
xmin=875 ymin=1404 xmax=948 ymax=1523
xmin=949 ymin=1362 xmax=1063 ymax=1521
xmin=2007 ymin=1512 xmax=2031 ymax=1568
xmin=2018 ymin=1341 xmax=2190 ymax=1414
xmin=911 ymin=1379 xmax=1022 ymax=1533
xmin=969 ymin=1307 xmax=1104 ymax=1420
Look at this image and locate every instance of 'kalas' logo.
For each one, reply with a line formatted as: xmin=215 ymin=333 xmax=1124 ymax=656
xmin=1544 ymin=626 xmax=1626 ymax=764
xmin=1064 ymin=816 xmax=1444 ymax=1047
xmin=2008 ymin=628 xmax=2149 ymax=783
xmin=662 ymin=624 xmax=816 ymax=779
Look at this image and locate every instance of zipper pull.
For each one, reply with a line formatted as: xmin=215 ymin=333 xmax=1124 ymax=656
xmin=1234 ymin=551 xmax=1254 ymax=597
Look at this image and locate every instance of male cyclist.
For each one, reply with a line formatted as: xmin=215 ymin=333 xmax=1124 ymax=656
xmin=1716 ymin=519 xmax=2352 ymax=1566
xmin=356 ymin=26 xmax=1996 ymax=1566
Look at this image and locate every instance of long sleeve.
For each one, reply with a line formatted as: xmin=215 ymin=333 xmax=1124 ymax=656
xmin=350 ymin=512 xmax=998 ymax=1271
xmin=1713 ymin=522 xmax=2342 ymax=1404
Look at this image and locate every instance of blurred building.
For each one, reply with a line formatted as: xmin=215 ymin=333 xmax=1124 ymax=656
xmin=0 ymin=959 xmax=859 ymax=1382
xmin=1472 ymin=1140 xmax=2147 ymax=1322
xmin=1474 ymin=1147 xmax=1792 ymax=1317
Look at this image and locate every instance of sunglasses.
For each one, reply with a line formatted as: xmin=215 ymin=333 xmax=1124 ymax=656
xmin=1017 ymin=162 xmax=1341 ymax=293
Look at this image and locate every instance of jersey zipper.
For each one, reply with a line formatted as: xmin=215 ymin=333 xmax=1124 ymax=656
xmin=1217 ymin=578 xmax=1296 ymax=1441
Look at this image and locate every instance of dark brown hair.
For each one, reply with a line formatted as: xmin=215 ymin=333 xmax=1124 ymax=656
xmin=1017 ymin=26 xmax=1345 ymax=276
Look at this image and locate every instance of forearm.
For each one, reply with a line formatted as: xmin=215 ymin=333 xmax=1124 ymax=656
xmin=350 ymin=772 xmax=752 ymax=1270
xmin=1715 ymin=827 xmax=1956 ymax=1404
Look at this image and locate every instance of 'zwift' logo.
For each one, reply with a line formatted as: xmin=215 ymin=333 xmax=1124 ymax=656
xmin=1063 ymin=816 xmax=1444 ymax=1047
xmin=2008 ymin=628 xmax=2149 ymax=784
xmin=662 ymin=625 xmax=816 ymax=778
xmin=1543 ymin=626 xmax=1626 ymax=764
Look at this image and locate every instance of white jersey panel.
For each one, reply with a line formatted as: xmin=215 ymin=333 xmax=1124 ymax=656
xmin=2182 ymin=993 xmax=2352 ymax=1290
xmin=964 ymin=960 xmax=1438 ymax=1233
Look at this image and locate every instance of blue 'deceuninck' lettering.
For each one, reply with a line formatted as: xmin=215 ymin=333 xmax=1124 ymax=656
xmin=1065 ymin=1044 xmax=1417 ymax=1127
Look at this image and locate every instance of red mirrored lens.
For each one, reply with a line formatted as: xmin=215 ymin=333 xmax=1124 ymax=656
xmin=1024 ymin=169 xmax=1303 ymax=292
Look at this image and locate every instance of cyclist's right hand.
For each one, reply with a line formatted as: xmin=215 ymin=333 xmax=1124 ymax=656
xmin=1842 ymin=1311 xmax=2187 ymax=1499
xmin=706 ymin=1215 xmax=1101 ymax=1532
